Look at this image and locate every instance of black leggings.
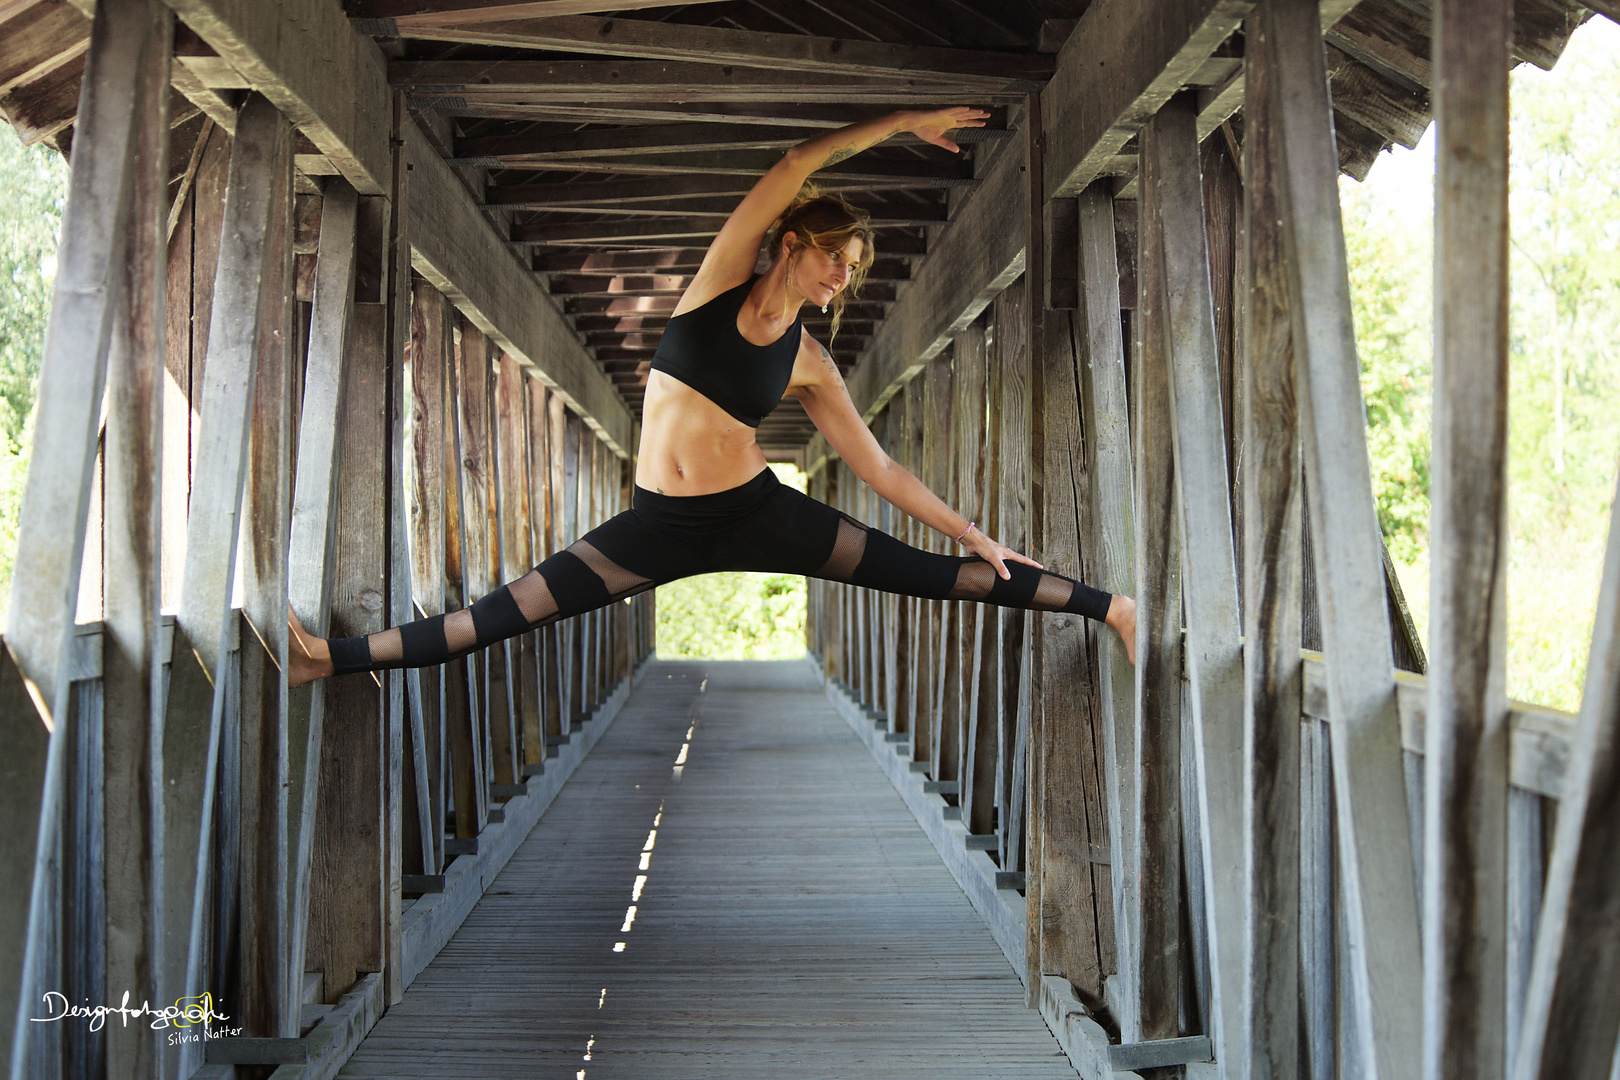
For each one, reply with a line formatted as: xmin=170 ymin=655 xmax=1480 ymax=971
xmin=327 ymin=468 xmax=1112 ymax=676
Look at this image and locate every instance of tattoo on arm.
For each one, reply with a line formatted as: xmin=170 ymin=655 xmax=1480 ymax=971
xmin=820 ymin=144 xmax=856 ymax=168
xmin=819 ymin=343 xmax=845 ymax=386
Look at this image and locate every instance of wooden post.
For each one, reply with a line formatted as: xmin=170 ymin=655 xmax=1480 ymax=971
xmin=446 ymin=322 xmax=489 ymax=834
xmin=1074 ymin=183 xmax=1139 ymax=1030
xmin=441 ymin=316 xmax=486 ymax=841
xmin=99 ymin=7 xmax=172 ymax=1073
xmin=2 ymin=1 xmax=161 ymax=1064
xmin=285 ymin=178 xmax=358 ymax=1022
xmin=964 ymin=317 xmax=1001 ymax=839
xmin=1266 ymin=0 xmax=1423 ymax=1071
xmin=1134 ymin=114 xmax=1183 ymax=1044
xmin=498 ymin=358 xmax=543 ymax=775
xmin=1146 ymin=93 xmax=1247 ymax=1072
xmin=1240 ymin=9 xmax=1303 ymax=1076
xmin=159 ymin=94 xmax=290 ymax=1029
xmin=237 ymin=84 xmax=296 ymax=1040
xmin=923 ymin=357 xmax=954 ymax=780
xmin=1424 ymin=0 xmax=1512 ymax=1075
xmin=408 ymin=279 xmax=450 ymax=875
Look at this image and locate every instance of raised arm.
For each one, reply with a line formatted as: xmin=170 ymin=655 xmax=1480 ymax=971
xmin=678 ymin=107 xmax=990 ymax=311
xmin=787 ymin=329 xmax=1042 ymax=581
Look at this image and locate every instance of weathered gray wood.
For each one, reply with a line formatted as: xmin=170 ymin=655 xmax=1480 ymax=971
xmin=1424 ymin=0 xmax=1512 ymax=1076
xmin=1042 ymin=0 xmax=1255 ymax=199
xmin=1073 ymin=184 xmax=1139 ymax=1038
xmin=1132 ymin=124 xmax=1183 ymax=1043
xmin=1240 ymin=12 xmax=1304 ymax=1076
xmin=496 ymin=355 xmax=543 ymax=772
xmin=389 ymin=14 xmax=1050 ymax=83
xmin=160 ymin=91 xmax=289 ymax=1031
xmin=236 ymin=81 xmax=296 ymax=1042
xmin=285 ymin=178 xmax=359 ymax=1024
xmin=441 ymin=313 xmax=486 ymax=841
xmin=162 ymin=0 xmax=392 ymax=193
xmin=1266 ymin=0 xmax=1423 ymax=1072
xmin=96 ymin=7 xmax=171 ymax=1074
xmin=309 ymin=301 xmax=390 ymax=1004
xmin=962 ymin=324 xmax=1000 ymax=841
xmin=1514 ymin=409 xmax=1620 ymax=1076
xmin=1146 ymin=94 xmax=1246 ymax=1075
xmin=2 ymin=0 xmax=155 ymax=1059
xmin=403 ymin=120 xmax=632 ymax=458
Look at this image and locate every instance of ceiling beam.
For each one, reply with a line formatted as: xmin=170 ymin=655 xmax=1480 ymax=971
xmin=412 ymin=99 xmax=1008 ymax=132
xmin=513 ymin=196 xmax=948 ymax=223
xmin=511 ymin=216 xmax=931 ymax=245
xmin=384 ymin=14 xmax=1055 ymax=84
xmin=474 ymin=149 xmax=978 ymax=186
xmin=350 ymin=1 xmax=726 ymax=26
xmin=458 ymin=122 xmax=817 ymax=160
xmin=388 ymin=59 xmax=985 ymax=101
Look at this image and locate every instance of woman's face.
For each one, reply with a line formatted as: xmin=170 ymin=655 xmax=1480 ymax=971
xmin=788 ymin=234 xmax=864 ymax=308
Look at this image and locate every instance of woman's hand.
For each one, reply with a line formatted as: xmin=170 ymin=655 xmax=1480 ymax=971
xmin=903 ymin=107 xmax=992 ymax=154
xmin=959 ymin=526 xmax=1044 ymax=580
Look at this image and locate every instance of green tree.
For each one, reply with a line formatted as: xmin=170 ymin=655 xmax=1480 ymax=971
xmin=0 ymin=131 xmax=69 ymax=610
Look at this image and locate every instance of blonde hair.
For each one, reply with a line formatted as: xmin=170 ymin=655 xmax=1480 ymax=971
xmin=766 ymin=185 xmax=875 ymax=344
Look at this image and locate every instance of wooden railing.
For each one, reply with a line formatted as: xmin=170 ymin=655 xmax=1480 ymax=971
xmin=808 ymin=3 xmax=1620 ymax=1078
xmin=1 ymin=6 xmax=652 ymax=1076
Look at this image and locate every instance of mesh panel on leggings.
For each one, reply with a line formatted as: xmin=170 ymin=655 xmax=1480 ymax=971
xmin=570 ymin=540 xmax=652 ymax=598
xmin=945 ymin=560 xmax=999 ymax=601
xmin=369 ymin=627 xmax=404 ymax=663
xmin=1032 ymin=572 xmax=1077 ymax=611
xmin=816 ymin=516 xmax=868 ymax=579
xmin=507 ymin=569 xmax=559 ymax=624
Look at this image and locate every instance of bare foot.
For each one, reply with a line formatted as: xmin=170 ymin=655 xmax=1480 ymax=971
xmin=287 ymin=605 xmax=334 ymax=687
xmin=1106 ymin=594 xmax=1137 ymax=665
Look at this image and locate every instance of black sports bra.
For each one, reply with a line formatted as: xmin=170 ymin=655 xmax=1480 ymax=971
xmin=648 ymin=276 xmax=802 ymax=428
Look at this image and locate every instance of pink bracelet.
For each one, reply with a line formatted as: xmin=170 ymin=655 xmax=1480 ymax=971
xmin=955 ymin=521 xmax=977 ymax=544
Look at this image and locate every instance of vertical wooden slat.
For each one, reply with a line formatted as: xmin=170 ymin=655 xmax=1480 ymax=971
xmin=1074 ymin=183 xmax=1139 ymax=1031
xmin=445 ymin=322 xmax=488 ymax=835
xmin=236 ymin=81 xmax=296 ymax=1040
xmin=496 ymin=358 xmax=542 ymax=774
xmin=964 ymin=323 xmax=1001 ymax=839
xmin=1241 ymin=10 xmax=1304 ymax=1076
xmin=1266 ymin=0 xmax=1423 ymax=1072
xmin=285 ymin=179 xmax=358 ymax=1024
xmin=1424 ymin=0 xmax=1512 ymax=1075
xmin=923 ymin=357 xmax=954 ymax=777
xmin=1134 ymin=116 xmax=1184 ymax=1043
xmin=98 ymin=6 xmax=171 ymax=1074
xmin=407 ymin=279 xmax=449 ymax=875
xmin=160 ymin=94 xmax=290 ymax=1036
xmin=1146 ymin=93 xmax=1247 ymax=1072
xmin=998 ymin=281 xmax=1031 ymax=872
xmin=1 ymin=1 xmax=159 ymax=1065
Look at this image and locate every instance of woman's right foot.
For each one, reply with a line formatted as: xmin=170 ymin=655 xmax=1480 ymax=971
xmin=287 ymin=605 xmax=335 ymax=687
xmin=1106 ymin=594 xmax=1137 ymax=666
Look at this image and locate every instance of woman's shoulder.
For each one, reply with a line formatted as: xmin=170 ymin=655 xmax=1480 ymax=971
xmin=670 ymin=270 xmax=756 ymax=319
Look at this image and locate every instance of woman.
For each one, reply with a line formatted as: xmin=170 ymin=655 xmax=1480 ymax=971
xmin=289 ymin=107 xmax=1135 ymax=686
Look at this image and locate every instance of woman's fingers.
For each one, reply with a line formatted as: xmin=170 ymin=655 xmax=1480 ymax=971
xmin=1003 ymin=548 xmax=1045 ymax=570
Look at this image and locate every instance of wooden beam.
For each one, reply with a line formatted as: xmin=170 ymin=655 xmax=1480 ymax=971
xmin=1425 ymin=0 xmax=1512 ymax=1076
xmin=842 ymin=139 xmax=1026 ymax=424
xmin=162 ymin=0 xmax=392 ymax=193
xmin=160 ymin=89 xmax=290 ymax=1030
xmin=404 ymin=117 xmax=633 ymax=457
xmin=458 ymin=122 xmax=824 ymax=160
xmin=1146 ymin=94 xmax=1247 ymax=1075
xmin=388 ymin=14 xmax=1053 ymax=84
xmin=472 ymin=149 xmax=977 ymax=188
xmin=359 ymin=0 xmax=724 ymax=23
xmin=1239 ymin=10 xmax=1302 ymax=1076
xmin=389 ymin=58 xmax=980 ymax=99
xmin=96 ymin=6 xmax=171 ymax=1074
xmin=1042 ymin=0 xmax=1253 ymax=198
xmin=1266 ymin=0 xmax=1423 ymax=1074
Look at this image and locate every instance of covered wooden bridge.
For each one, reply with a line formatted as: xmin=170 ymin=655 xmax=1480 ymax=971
xmin=3 ymin=0 xmax=1619 ymax=1077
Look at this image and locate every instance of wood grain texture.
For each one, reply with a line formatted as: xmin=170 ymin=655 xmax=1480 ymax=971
xmin=1132 ymin=124 xmax=1183 ymax=1043
xmin=94 ymin=8 xmax=170 ymax=1072
xmin=162 ymin=0 xmax=392 ymax=193
xmin=1146 ymin=94 xmax=1247 ymax=1074
xmin=403 ymin=119 xmax=632 ymax=458
xmin=1424 ymin=0 xmax=1513 ymax=1076
xmin=1238 ymin=12 xmax=1304 ymax=1078
xmin=339 ymin=661 xmax=1076 ymax=1080
xmin=1265 ymin=0 xmax=1423 ymax=1073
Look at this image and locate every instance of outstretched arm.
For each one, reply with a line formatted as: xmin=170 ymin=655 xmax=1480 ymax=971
xmin=787 ymin=329 xmax=1041 ymax=581
xmin=684 ymin=108 xmax=990 ymax=302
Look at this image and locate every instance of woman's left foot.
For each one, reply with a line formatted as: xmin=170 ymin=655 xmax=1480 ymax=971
xmin=1106 ymin=595 xmax=1137 ymax=665
xmin=287 ymin=605 xmax=335 ymax=687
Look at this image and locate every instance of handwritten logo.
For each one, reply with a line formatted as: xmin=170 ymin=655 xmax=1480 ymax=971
xmin=31 ymin=990 xmax=236 ymax=1035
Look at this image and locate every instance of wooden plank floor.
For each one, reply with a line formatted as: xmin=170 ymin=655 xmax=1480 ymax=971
xmin=339 ymin=659 xmax=1075 ymax=1079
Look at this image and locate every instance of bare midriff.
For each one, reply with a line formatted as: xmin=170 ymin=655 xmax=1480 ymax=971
xmin=633 ymin=368 xmax=772 ymax=495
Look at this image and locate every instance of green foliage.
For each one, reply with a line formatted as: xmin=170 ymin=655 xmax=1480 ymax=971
xmin=1342 ymin=19 xmax=1620 ymax=710
xmin=0 ymin=131 xmax=67 ymax=613
xmin=654 ymin=464 xmax=808 ymax=659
